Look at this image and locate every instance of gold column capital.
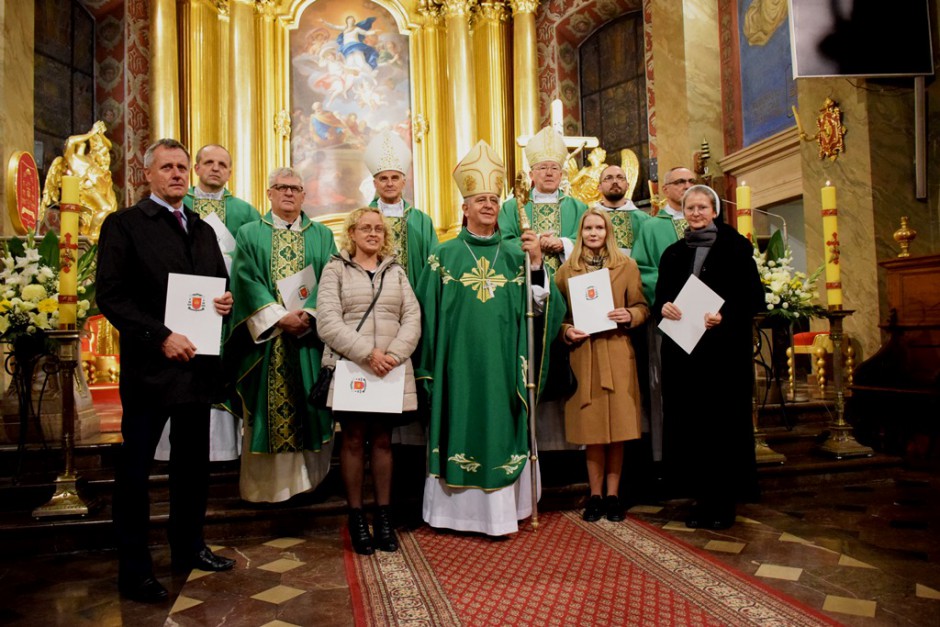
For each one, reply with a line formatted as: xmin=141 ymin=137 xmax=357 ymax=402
xmin=442 ymin=0 xmax=475 ymax=19
xmin=476 ymin=1 xmax=509 ymax=23
xmin=509 ymin=0 xmax=539 ymax=15
xmin=209 ymin=0 xmax=229 ymax=16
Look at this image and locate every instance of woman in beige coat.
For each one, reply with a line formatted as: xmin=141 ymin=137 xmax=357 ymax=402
xmin=555 ymin=208 xmax=649 ymax=523
xmin=316 ymin=207 xmax=421 ymax=555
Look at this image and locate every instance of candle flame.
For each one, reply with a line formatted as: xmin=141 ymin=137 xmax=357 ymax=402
xmin=825 ymin=180 xmax=831 ymax=186
xmin=740 ymin=181 xmax=746 ymax=187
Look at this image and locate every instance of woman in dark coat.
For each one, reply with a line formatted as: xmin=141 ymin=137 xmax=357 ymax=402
xmin=654 ymin=185 xmax=764 ymax=529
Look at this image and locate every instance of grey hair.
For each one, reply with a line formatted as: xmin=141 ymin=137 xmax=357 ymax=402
xmin=681 ymin=184 xmax=721 ymax=216
xmin=195 ymin=144 xmax=231 ymax=164
xmin=143 ymin=139 xmax=190 ymax=168
xmin=268 ymin=167 xmax=303 ymax=187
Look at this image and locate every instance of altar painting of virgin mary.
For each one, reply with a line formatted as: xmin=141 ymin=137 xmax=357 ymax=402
xmin=290 ymin=0 xmax=414 ymax=218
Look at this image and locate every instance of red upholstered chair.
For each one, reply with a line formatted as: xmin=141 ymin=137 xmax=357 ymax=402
xmin=786 ymin=330 xmax=854 ymax=397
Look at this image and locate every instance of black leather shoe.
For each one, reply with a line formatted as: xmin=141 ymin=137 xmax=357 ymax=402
xmin=605 ymin=495 xmax=626 ymax=522
xmin=174 ymin=547 xmax=236 ymax=572
xmin=685 ymin=503 xmax=708 ymax=529
xmin=348 ymin=508 xmax=375 ymax=555
xmin=119 ymin=575 xmax=169 ymax=603
xmin=582 ymin=495 xmax=604 ymax=522
xmin=374 ymin=506 xmax=399 ymax=552
xmin=709 ymin=505 xmax=737 ymax=530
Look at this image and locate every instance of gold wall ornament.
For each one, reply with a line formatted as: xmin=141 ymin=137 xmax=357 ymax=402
xmin=274 ymin=109 xmax=291 ymax=139
xmin=6 ymin=151 xmax=41 ymax=235
xmin=38 ymin=121 xmax=119 ymax=241
xmin=413 ymin=113 xmax=429 ymax=143
xmin=792 ymin=98 xmax=847 ymax=161
xmin=893 ymin=216 xmax=917 ymax=258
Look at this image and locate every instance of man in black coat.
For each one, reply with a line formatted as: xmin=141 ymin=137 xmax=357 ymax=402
xmin=96 ymin=138 xmax=236 ymax=603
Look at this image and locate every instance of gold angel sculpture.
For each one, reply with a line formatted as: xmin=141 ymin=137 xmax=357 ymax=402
xmin=564 ymin=146 xmax=607 ymax=205
xmin=564 ymin=146 xmax=643 ymax=207
xmin=39 ymin=120 xmax=118 ymax=241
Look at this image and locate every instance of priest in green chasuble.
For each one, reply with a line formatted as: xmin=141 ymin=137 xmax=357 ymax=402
xmin=156 ymin=144 xmax=260 ymax=464
xmin=364 ymin=130 xmax=438 ymax=289
xmin=229 ymin=167 xmax=337 ymax=503
xmin=631 ymin=166 xmax=695 ymax=465
xmin=498 ymin=126 xmax=587 ymax=452
xmin=498 ymin=126 xmax=588 ymax=271
xmin=595 ymin=164 xmax=650 ymax=256
xmin=418 ymin=140 xmax=565 ymax=536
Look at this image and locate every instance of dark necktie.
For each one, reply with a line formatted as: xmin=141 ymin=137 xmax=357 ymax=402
xmin=173 ymin=209 xmax=186 ymax=232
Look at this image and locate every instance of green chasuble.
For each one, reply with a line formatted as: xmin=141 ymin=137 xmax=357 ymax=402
xmin=183 ymin=187 xmax=260 ymax=237
xmin=632 ymin=211 xmax=689 ymax=304
xmin=369 ymin=199 xmax=439 ymax=287
xmin=229 ymin=213 xmax=337 ymax=454
xmin=498 ymin=195 xmax=588 ymax=271
xmin=415 ymin=229 xmax=566 ymax=490
xmin=596 ymin=203 xmax=651 ymax=253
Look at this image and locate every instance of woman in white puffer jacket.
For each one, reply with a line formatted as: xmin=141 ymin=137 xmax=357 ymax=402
xmin=316 ymin=206 xmax=421 ymax=556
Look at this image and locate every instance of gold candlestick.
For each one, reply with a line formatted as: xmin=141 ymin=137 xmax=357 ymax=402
xmin=33 ymin=329 xmax=90 ymax=518
xmin=816 ymin=310 xmax=873 ymax=459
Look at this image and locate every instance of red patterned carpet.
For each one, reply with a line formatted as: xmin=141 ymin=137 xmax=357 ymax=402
xmin=345 ymin=511 xmax=840 ymax=626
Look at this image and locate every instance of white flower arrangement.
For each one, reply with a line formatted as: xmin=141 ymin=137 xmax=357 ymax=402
xmin=752 ymin=231 xmax=825 ymax=321
xmin=0 ymin=232 xmax=96 ymax=345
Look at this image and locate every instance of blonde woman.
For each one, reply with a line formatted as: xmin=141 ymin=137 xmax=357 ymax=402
xmin=316 ymin=207 xmax=421 ymax=555
xmin=555 ymin=208 xmax=649 ymax=522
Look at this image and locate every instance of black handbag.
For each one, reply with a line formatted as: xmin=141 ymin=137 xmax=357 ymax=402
xmin=310 ymin=271 xmax=386 ymax=408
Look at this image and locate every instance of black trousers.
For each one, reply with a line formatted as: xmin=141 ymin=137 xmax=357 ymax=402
xmin=114 ymin=401 xmax=210 ymax=580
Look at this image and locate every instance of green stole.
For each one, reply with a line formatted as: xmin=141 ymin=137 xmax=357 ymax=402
xmin=192 ymin=197 xmax=226 ymax=223
xmin=265 ymin=228 xmax=307 ymax=453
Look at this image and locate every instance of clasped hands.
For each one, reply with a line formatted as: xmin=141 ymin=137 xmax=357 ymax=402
xmin=367 ymin=348 xmax=399 ymax=377
xmin=162 ymin=291 xmax=233 ymax=362
xmin=661 ymin=302 xmax=722 ymax=328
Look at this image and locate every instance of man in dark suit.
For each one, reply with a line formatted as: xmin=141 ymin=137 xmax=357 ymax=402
xmin=96 ymin=138 xmax=236 ymax=603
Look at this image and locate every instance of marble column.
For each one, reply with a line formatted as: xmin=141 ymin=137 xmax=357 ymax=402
xmin=473 ymin=2 xmax=512 ymax=175
xmin=509 ymin=0 xmax=538 ymax=171
xmin=229 ymin=0 xmax=261 ymax=209
xmin=0 ymin=1 xmax=35 ymax=236
xmin=149 ymin=0 xmax=181 ymax=141
xmin=442 ymin=0 xmax=478 ymax=235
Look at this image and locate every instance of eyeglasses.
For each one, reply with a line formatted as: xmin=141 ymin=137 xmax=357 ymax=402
xmin=532 ymin=164 xmax=562 ymax=173
xmin=664 ymin=177 xmax=696 ymax=187
xmin=355 ymin=225 xmax=386 ymax=234
xmin=601 ymin=174 xmax=627 ymax=183
xmin=270 ymin=184 xmax=303 ymax=194
xmin=683 ymin=205 xmax=714 ymax=215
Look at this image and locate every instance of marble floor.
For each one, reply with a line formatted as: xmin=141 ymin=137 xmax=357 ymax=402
xmin=1 ymin=471 xmax=939 ymax=626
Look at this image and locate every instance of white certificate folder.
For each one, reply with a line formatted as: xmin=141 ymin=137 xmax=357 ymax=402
xmin=567 ymin=268 xmax=617 ymax=335
xmin=331 ymin=361 xmax=405 ymax=414
xmin=164 ymin=272 xmax=227 ymax=356
xmin=657 ymin=274 xmax=725 ymax=355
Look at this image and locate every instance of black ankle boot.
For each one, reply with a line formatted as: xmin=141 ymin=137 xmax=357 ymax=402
xmin=348 ymin=509 xmax=374 ymax=555
xmin=374 ymin=505 xmax=399 ymax=552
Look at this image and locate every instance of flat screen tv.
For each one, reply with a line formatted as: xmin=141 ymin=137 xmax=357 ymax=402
xmin=789 ymin=0 xmax=934 ymax=78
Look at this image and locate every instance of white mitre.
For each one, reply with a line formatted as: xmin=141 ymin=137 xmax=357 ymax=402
xmin=364 ymin=130 xmax=412 ymax=175
xmin=524 ymin=126 xmax=568 ymax=166
xmin=453 ymin=140 xmax=505 ymax=198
